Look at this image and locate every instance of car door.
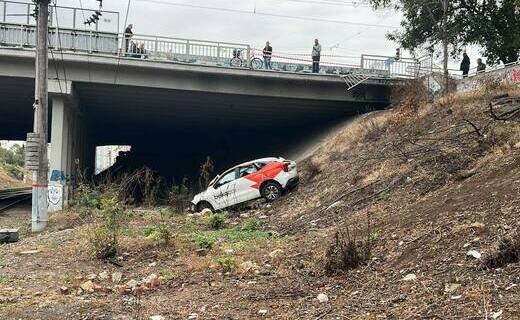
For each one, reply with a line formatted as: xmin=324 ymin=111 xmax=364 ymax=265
xmin=235 ymin=164 xmax=262 ymax=202
xmin=211 ymin=169 xmax=239 ymax=209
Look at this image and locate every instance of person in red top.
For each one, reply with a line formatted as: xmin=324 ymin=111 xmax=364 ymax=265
xmin=263 ymin=41 xmax=273 ymax=70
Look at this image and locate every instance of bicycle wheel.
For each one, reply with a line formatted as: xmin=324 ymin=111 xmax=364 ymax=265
xmin=250 ymin=58 xmax=263 ymax=70
xmin=230 ymin=57 xmax=242 ymax=67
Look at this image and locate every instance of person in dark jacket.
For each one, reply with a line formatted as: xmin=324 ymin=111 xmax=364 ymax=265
xmin=477 ymin=58 xmax=486 ymax=73
xmin=263 ymin=41 xmax=273 ymax=70
xmin=460 ymin=52 xmax=470 ymax=77
xmin=124 ymin=24 xmax=133 ymax=54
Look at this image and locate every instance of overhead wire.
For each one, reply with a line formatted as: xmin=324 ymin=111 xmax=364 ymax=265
xmin=113 ymin=0 xmax=132 ymax=84
xmin=52 ymin=0 xmax=68 ymax=93
xmin=131 ymin=0 xmax=397 ymax=28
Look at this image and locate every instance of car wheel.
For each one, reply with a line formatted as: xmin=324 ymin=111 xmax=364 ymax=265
xmin=196 ymin=202 xmax=214 ymax=213
xmin=261 ymin=181 xmax=282 ymax=202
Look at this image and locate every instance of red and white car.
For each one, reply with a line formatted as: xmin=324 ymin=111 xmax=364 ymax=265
xmin=191 ymin=157 xmax=299 ymax=212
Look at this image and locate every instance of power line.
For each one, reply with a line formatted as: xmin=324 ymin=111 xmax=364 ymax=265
xmin=113 ymin=0 xmax=132 ymax=84
xmin=52 ymin=0 xmax=68 ymax=93
xmin=131 ymin=0 xmax=397 ymax=28
xmin=277 ymin=0 xmax=370 ymax=7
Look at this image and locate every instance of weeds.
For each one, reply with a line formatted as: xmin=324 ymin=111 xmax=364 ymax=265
xmin=89 ymin=196 xmax=128 ymax=259
xmin=216 ymin=253 xmax=235 ymax=273
xmin=324 ymin=215 xmax=375 ymax=275
xmin=193 ymin=232 xmax=217 ymax=249
xmin=198 ymin=156 xmax=215 ymax=191
xmin=205 ymin=213 xmax=227 ymax=230
xmin=168 ymin=177 xmax=191 ymax=214
xmin=483 ymin=231 xmax=520 ymax=269
xmin=242 ymin=217 xmax=260 ymax=231
xmin=143 ymin=224 xmax=173 ymax=245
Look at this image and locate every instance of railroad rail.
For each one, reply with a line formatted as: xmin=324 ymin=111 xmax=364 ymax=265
xmin=0 ymin=187 xmax=31 ymax=213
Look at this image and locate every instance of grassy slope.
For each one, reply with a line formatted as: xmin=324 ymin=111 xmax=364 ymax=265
xmin=1 ymin=84 xmax=519 ymax=319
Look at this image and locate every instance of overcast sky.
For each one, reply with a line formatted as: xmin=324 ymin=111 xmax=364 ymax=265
xmin=53 ymin=0 xmax=406 ymax=64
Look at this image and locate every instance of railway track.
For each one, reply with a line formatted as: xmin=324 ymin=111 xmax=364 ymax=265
xmin=0 ymin=187 xmax=32 ymax=213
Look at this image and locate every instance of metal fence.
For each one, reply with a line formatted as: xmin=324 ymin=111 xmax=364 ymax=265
xmin=0 ymin=0 xmax=119 ymax=33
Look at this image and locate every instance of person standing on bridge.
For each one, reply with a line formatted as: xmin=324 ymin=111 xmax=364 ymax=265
xmin=312 ymin=39 xmax=322 ymax=73
xmin=460 ymin=52 xmax=470 ymax=77
xmin=124 ymin=24 xmax=134 ymax=54
xmin=263 ymin=41 xmax=273 ymax=70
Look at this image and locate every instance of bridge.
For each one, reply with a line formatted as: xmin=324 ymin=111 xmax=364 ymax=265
xmin=0 ymin=0 xmax=426 ymax=211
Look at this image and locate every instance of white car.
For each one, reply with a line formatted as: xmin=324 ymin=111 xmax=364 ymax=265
xmin=191 ymin=157 xmax=299 ymax=212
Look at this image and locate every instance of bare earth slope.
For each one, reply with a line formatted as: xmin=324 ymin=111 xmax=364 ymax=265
xmin=1 ymin=85 xmax=519 ymax=319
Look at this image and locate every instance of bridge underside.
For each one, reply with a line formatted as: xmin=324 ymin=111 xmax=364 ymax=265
xmin=0 ymin=75 xmax=389 ymax=179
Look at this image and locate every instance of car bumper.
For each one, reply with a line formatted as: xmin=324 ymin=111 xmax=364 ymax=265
xmin=284 ymin=176 xmax=300 ymax=190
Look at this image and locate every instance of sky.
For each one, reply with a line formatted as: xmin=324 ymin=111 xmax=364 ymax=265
xmin=2 ymin=0 xmax=482 ymax=67
xmin=53 ymin=0 xmax=406 ymax=65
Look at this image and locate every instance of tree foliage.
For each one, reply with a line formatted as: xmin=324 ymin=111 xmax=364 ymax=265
xmin=370 ymin=0 xmax=520 ymax=65
xmin=0 ymin=144 xmax=24 ymax=167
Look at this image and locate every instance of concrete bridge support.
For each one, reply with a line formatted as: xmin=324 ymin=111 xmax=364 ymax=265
xmin=48 ymin=80 xmax=92 ymax=212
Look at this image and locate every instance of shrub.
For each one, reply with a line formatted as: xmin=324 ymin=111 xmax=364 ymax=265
xmin=324 ymin=217 xmax=375 ymax=275
xmin=483 ymin=231 xmax=520 ymax=269
xmin=143 ymin=224 xmax=173 ymax=245
xmin=205 ymin=213 xmax=227 ymax=230
xmin=198 ymin=156 xmax=215 ymax=191
xmin=168 ymin=177 xmax=191 ymax=213
xmin=242 ymin=217 xmax=260 ymax=231
xmin=216 ymin=253 xmax=235 ymax=273
xmin=193 ymin=232 xmax=217 ymax=249
xmin=75 ymin=183 xmax=101 ymax=217
xmin=89 ymin=196 xmax=127 ymax=259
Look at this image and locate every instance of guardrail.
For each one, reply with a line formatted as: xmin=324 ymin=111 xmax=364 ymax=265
xmin=0 ymin=0 xmax=119 ymax=33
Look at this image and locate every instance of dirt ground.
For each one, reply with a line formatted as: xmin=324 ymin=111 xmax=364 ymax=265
xmin=1 ymin=85 xmax=520 ymax=319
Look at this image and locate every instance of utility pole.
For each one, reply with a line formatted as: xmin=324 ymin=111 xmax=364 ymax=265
xmin=31 ymin=0 xmax=50 ymax=232
xmin=442 ymin=0 xmax=449 ymax=93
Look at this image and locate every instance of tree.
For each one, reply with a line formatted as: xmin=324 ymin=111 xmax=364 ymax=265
xmin=370 ymin=0 xmax=520 ymax=65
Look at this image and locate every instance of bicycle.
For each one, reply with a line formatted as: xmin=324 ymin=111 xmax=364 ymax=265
xmin=230 ymin=49 xmax=263 ymax=70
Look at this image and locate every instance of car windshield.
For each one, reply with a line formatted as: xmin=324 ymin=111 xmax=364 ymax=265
xmin=216 ymin=170 xmax=236 ymax=186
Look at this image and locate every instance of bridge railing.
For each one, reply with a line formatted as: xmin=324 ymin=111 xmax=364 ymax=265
xmin=361 ymin=54 xmax=425 ymax=78
xmin=0 ymin=0 xmax=119 ymax=33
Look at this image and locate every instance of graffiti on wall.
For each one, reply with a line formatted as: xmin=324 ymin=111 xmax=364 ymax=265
xmin=457 ymin=64 xmax=520 ymax=92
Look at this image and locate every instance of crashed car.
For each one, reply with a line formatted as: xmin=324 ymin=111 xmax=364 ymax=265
xmin=191 ymin=157 xmax=298 ymax=212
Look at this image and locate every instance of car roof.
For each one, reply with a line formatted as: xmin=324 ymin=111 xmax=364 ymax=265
xmin=232 ymin=157 xmax=281 ymax=169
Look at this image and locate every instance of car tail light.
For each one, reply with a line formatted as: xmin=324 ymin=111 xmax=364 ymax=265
xmin=282 ymin=162 xmax=289 ymax=172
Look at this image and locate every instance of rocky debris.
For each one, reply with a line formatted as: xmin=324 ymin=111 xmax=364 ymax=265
xmin=257 ymin=309 xmax=268 ymax=316
xmin=59 ymin=286 xmax=70 ymax=295
xmin=112 ymin=272 xmax=123 ymax=284
xmin=196 ymin=248 xmax=209 ymax=256
xmin=98 ymin=271 xmax=109 ymax=280
xmin=86 ymin=273 xmax=97 ymax=280
xmin=401 ymin=274 xmax=416 ymax=282
xmin=187 ymin=313 xmax=198 ymax=320
xmin=268 ymin=249 xmax=284 ymax=259
xmin=444 ymin=283 xmax=461 ymax=293
xmin=80 ymin=281 xmax=95 ymax=293
xmin=33 ymin=291 xmax=43 ymax=296
xmin=491 ymin=310 xmax=503 ymax=319
xmin=149 ymin=316 xmax=165 ymax=320
xmin=466 ymin=250 xmax=482 ymax=259
xmin=239 ymin=261 xmax=259 ymax=275
xmin=317 ymin=293 xmax=329 ymax=303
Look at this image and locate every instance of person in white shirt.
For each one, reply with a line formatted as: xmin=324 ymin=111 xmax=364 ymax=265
xmin=312 ymin=39 xmax=322 ymax=73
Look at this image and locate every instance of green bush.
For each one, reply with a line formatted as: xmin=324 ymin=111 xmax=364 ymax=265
xmin=216 ymin=253 xmax=235 ymax=273
xmin=193 ymin=232 xmax=217 ymax=249
xmin=205 ymin=213 xmax=227 ymax=230
xmin=89 ymin=196 xmax=127 ymax=259
xmin=242 ymin=217 xmax=260 ymax=231
xmin=143 ymin=224 xmax=173 ymax=244
xmin=75 ymin=184 xmax=101 ymax=217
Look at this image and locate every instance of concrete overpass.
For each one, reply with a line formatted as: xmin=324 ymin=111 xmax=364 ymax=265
xmin=0 ymin=47 xmax=396 ymax=210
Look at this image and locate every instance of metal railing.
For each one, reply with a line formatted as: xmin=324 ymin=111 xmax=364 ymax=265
xmin=0 ymin=0 xmax=119 ymax=33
